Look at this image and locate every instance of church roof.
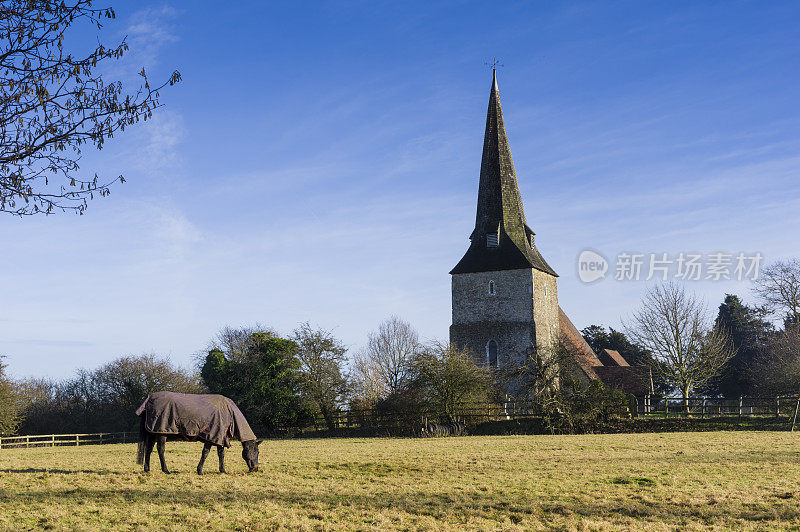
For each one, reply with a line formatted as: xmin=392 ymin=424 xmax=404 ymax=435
xmin=597 ymin=348 xmax=630 ymax=367
xmin=592 ymin=366 xmax=654 ymax=396
xmin=450 ymin=70 xmax=557 ymax=276
xmin=558 ymin=306 xmax=601 ymax=379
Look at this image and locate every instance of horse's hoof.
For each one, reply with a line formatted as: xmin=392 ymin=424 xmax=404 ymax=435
xmin=219 ymin=469 xmax=227 ymax=474
xmin=197 ymin=469 xmax=203 ymax=476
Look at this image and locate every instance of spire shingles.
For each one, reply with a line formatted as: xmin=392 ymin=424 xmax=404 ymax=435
xmin=451 ymin=70 xmax=557 ymax=276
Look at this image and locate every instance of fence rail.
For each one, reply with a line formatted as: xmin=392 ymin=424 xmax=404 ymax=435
xmin=301 ymin=395 xmax=800 ymax=432
xmin=632 ymin=395 xmax=800 ymax=422
xmin=0 ymin=432 xmax=135 ymax=449
xmin=293 ymin=401 xmax=547 ymax=433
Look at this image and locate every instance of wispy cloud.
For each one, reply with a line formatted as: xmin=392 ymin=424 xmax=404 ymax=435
xmin=125 ymin=6 xmax=180 ymax=71
xmin=136 ymin=110 xmax=186 ymax=175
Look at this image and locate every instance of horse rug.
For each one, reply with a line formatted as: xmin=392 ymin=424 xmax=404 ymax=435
xmin=136 ymin=391 xmax=256 ymax=447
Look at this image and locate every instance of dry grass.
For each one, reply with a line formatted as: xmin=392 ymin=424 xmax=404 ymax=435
xmin=1 ymin=431 xmax=799 ymax=530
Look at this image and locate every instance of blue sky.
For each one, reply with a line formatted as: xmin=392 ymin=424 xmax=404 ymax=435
xmin=2 ymin=1 xmax=799 ymax=378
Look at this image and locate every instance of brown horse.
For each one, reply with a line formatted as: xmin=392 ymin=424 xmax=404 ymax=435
xmin=136 ymin=391 xmax=262 ymax=475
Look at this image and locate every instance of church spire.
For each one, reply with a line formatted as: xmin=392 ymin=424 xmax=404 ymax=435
xmin=450 ymin=70 xmax=557 ymax=276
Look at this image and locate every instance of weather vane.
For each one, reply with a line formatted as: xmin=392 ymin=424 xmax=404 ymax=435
xmin=484 ymin=57 xmax=504 ymax=70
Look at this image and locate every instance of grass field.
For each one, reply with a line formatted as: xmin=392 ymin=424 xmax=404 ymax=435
xmin=1 ymin=432 xmax=799 ymax=530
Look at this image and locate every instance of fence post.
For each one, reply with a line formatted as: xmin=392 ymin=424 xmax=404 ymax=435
xmin=776 ymin=396 xmax=780 ymax=418
xmin=702 ymin=397 xmax=707 ymax=419
xmin=51 ymin=435 xmax=55 ymax=447
xmin=76 ymin=434 xmax=80 ymax=447
xmin=738 ymin=396 xmax=743 ymax=418
xmin=26 ymin=436 xmax=30 ymax=449
xmin=792 ymin=398 xmax=800 ymax=432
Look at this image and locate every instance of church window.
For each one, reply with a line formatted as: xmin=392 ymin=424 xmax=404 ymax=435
xmin=544 ymin=285 xmax=548 ymax=297
xmin=486 ymin=340 xmax=499 ymax=367
xmin=488 ymin=280 xmax=495 ymax=295
xmin=486 ymin=233 xmax=499 ymax=248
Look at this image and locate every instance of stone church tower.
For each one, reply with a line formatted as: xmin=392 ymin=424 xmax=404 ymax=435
xmin=450 ymin=69 xmax=560 ymax=368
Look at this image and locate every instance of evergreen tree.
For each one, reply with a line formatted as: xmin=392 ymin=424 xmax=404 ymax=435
xmin=582 ymin=324 xmax=670 ymax=394
xmin=581 ymin=325 xmax=651 ymax=366
xmin=706 ymin=294 xmax=774 ymax=396
xmin=201 ymin=332 xmax=314 ymax=434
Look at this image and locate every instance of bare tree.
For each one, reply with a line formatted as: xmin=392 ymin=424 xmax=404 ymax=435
xmin=753 ymin=259 xmax=800 ymax=325
xmin=15 ymin=353 xmax=201 ymax=434
xmin=365 ymin=316 xmax=420 ymax=396
xmin=748 ymin=329 xmax=800 ymax=396
xmin=293 ymin=322 xmax=349 ymax=429
xmin=497 ymin=337 xmax=628 ymax=431
xmin=625 ymin=283 xmax=734 ymax=406
xmin=349 ymin=350 xmax=386 ymax=407
xmin=408 ymin=342 xmax=491 ymax=420
xmin=201 ymin=324 xmax=273 ymax=363
xmin=0 ymin=1 xmax=180 ymax=215
xmin=499 ymin=341 xmax=566 ymax=406
xmin=0 ymin=356 xmax=20 ymax=434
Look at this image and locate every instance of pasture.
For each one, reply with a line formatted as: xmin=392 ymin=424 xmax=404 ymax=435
xmin=0 ymin=432 xmax=798 ymax=530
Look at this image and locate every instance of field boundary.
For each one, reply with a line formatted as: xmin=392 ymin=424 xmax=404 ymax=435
xmin=0 ymin=432 xmax=135 ymax=449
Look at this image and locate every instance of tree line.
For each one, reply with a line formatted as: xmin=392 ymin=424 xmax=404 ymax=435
xmin=2 ymin=259 xmax=798 ymax=436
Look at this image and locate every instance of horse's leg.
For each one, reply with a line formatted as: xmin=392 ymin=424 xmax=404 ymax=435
xmin=217 ymin=445 xmax=226 ymax=474
xmin=156 ymin=436 xmax=170 ymax=474
xmin=144 ymin=434 xmax=156 ymax=473
xmin=197 ymin=442 xmax=212 ymax=475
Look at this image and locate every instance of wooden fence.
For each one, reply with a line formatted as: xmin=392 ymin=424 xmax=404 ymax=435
xmin=4 ymin=395 xmax=800 ymax=446
xmin=0 ymin=432 xmax=135 ymax=450
xmin=294 ymin=401 xmax=548 ymax=433
xmin=632 ymin=395 xmax=800 ymax=423
xmin=302 ymin=395 xmax=800 ymax=432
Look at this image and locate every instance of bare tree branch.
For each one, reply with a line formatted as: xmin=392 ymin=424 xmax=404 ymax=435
xmin=625 ymin=282 xmax=734 ymax=404
xmin=363 ymin=316 xmax=420 ymax=397
xmin=0 ymin=0 xmax=181 ymax=215
xmin=753 ymin=259 xmax=800 ymax=325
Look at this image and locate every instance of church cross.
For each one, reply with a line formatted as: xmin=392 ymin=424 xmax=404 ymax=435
xmin=484 ymin=57 xmax=504 ymax=70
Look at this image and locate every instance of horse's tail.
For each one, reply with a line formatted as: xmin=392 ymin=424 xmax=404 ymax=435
xmin=136 ymin=415 xmax=146 ymax=465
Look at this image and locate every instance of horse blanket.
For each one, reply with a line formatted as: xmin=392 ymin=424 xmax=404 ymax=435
xmin=136 ymin=391 xmax=256 ymax=447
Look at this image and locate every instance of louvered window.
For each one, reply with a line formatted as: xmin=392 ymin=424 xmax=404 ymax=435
xmin=486 ymin=233 xmax=499 ymax=248
xmin=488 ymin=280 xmax=495 ymax=295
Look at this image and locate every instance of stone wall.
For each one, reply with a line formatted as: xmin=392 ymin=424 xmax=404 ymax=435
xmin=450 ymin=268 xmax=559 ymax=367
xmin=531 ymin=268 xmax=559 ymax=353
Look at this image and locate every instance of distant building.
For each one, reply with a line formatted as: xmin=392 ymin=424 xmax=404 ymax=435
xmin=449 ymin=70 xmax=652 ymax=396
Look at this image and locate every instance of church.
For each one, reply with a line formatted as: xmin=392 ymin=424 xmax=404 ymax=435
xmin=449 ymin=69 xmax=652 ymax=395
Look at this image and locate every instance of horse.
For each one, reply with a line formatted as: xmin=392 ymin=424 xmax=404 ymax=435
xmin=135 ymin=391 xmax=262 ymax=475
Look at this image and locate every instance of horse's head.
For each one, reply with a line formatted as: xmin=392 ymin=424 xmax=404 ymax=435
xmin=242 ymin=439 xmax=262 ymax=472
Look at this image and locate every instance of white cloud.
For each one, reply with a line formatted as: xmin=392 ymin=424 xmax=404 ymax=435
xmin=125 ymin=6 xmax=180 ymax=70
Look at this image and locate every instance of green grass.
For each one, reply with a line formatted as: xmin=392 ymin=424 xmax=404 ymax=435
xmin=1 ymin=432 xmax=799 ymax=530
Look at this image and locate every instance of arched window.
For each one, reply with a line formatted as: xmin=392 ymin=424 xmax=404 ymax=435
xmin=488 ymin=280 xmax=495 ymax=295
xmin=486 ymin=340 xmax=498 ymax=368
